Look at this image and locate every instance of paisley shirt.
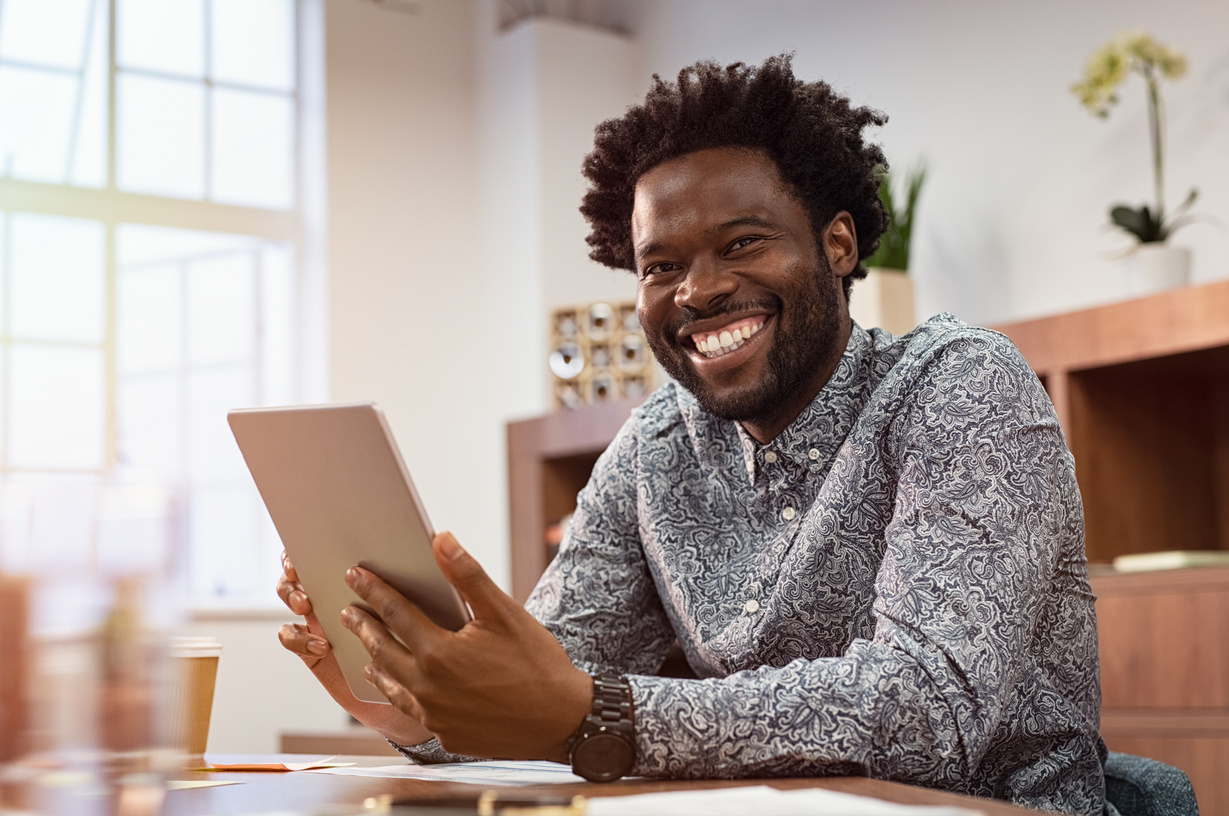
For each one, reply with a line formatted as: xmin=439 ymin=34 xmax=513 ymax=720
xmin=407 ymin=315 xmax=1106 ymax=815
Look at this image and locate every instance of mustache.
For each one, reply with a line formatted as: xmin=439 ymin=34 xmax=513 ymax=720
xmin=666 ymin=296 xmax=781 ymax=338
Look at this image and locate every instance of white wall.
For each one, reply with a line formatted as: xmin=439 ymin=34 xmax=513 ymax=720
xmin=622 ymin=0 xmax=1229 ymax=325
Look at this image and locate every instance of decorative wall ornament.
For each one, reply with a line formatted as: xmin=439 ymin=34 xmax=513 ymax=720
xmin=550 ymin=301 xmax=653 ymax=410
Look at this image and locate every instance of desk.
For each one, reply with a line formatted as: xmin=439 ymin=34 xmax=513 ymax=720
xmin=148 ymin=755 xmax=1035 ymax=815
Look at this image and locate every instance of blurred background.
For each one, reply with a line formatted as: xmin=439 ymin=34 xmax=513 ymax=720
xmin=0 ymin=0 xmax=1226 ymax=754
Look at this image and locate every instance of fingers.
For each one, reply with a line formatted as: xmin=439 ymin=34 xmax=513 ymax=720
xmin=281 ymin=549 xmax=299 ymax=582
xmin=364 ymin=663 xmax=427 ymax=723
xmin=432 ymin=532 xmax=516 ymax=622
xmin=277 ymin=550 xmax=313 ymax=616
xmin=344 ymin=566 xmax=437 ymax=654
xmin=341 ymin=602 xmax=420 ymax=688
xmin=277 ymin=622 xmax=330 ymax=666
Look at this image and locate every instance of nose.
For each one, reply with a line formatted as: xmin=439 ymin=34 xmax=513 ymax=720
xmin=674 ymin=258 xmax=737 ymax=313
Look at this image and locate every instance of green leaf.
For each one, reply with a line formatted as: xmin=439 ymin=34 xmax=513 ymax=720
xmin=1110 ymin=204 xmax=1164 ymax=242
xmin=864 ymin=162 xmax=926 ymax=271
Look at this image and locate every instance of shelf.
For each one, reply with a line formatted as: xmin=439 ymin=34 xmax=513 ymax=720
xmin=506 ymin=395 xmax=644 ymax=602
xmin=993 ymin=280 xmax=1229 ymax=564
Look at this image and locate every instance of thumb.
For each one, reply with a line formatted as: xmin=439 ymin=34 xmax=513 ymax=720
xmin=433 ymin=531 xmax=514 ymax=622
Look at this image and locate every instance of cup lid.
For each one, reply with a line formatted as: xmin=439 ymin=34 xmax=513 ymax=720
xmin=169 ymin=635 xmax=223 ymax=658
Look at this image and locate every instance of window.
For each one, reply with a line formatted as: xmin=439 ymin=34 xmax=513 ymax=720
xmin=0 ymin=0 xmax=324 ymax=606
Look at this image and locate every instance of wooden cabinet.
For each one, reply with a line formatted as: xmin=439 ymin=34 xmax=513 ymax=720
xmin=506 ymin=395 xmax=644 ymax=602
xmin=994 ymin=279 xmax=1229 ymax=813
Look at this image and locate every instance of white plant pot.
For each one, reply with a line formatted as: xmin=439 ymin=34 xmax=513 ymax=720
xmin=1124 ymin=244 xmax=1191 ymax=296
xmin=849 ymin=267 xmax=916 ymax=336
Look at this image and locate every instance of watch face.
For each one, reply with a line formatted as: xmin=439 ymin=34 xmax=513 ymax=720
xmin=573 ymin=731 xmax=635 ymax=783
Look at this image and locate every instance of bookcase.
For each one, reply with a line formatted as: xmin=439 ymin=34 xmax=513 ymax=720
xmin=506 ymin=279 xmax=1229 ymax=809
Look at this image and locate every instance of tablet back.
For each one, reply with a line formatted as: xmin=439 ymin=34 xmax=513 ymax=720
xmin=228 ymin=402 xmax=470 ymax=704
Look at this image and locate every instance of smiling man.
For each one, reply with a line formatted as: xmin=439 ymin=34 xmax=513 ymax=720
xmin=277 ymin=56 xmax=1106 ymax=815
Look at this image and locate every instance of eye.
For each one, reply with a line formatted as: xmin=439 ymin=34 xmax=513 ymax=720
xmin=728 ymin=236 xmax=761 ymax=253
xmin=640 ymin=261 xmax=680 ymax=279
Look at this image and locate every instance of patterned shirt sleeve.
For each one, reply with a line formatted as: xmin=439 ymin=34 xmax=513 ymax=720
xmin=623 ymin=336 xmax=1088 ymax=798
xmin=526 ymin=414 xmax=677 ymax=675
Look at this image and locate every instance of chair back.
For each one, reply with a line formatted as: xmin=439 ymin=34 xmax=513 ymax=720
xmin=1104 ymin=752 xmax=1199 ymax=816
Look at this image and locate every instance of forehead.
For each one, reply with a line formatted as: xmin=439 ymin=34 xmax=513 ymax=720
xmin=631 ymin=148 xmax=802 ymax=249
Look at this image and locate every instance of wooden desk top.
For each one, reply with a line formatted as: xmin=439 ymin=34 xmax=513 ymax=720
xmin=140 ymin=755 xmax=1035 ymax=815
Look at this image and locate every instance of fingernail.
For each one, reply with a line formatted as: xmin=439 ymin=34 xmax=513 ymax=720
xmin=345 ymin=567 xmax=360 ymax=587
xmin=306 ymin=639 xmax=328 ymax=656
xmin=439 ymin=533 xmax=463 ymax=561
xmin=341 ymin=607 xmax=356 ymax=626
xmin=290 ymin=590 xmax=307 ymax=611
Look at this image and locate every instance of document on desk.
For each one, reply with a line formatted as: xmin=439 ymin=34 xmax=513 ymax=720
xmin=584 ymin=786 xmax=985 ymax=816
xmin=309 ymin=759 xmax=586 ymax=786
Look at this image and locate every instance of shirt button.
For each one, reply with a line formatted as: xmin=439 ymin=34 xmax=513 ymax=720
xmin=782 ymin=506 xmax=796 ymax=521
xmin=744 ymin=599 xmax=760 ymax=614
xmin=808 ymin=448 xmax=820 ymax=460
xmin=764 ymin=451 xmax=778 ymax=464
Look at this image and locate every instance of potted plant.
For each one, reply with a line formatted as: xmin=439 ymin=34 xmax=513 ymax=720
xmin=852 ymin=163 xmax=926 ymax=335
xmin=1071 ymin=30 xmax=1196 ymax=292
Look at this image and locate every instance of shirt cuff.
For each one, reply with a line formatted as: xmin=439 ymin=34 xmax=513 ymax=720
xmin=387 ymin=737 xmax=484 ymax=765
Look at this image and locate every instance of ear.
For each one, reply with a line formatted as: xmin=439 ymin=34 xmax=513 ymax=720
xmin=820 ymin=211 xmax=859 ymax=279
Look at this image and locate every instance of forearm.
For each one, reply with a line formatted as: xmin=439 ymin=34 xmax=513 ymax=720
xmin=626 ymin=643 xmax=965 ymax=784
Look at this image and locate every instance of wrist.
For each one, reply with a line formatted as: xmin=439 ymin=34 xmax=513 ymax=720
xmin=564 ymin=673 xmax=636 ymax=782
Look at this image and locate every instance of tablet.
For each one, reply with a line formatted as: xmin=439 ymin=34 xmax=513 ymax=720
xmin=228 ymin=402 xmax=471 ymax=704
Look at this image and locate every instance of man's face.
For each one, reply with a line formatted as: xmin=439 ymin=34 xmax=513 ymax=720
xmin=631 ymin=147 xmax=853 ymax=437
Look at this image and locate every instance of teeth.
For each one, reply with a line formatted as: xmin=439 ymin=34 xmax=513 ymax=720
xmin=691 ymin=317 xmax=766 ymax=358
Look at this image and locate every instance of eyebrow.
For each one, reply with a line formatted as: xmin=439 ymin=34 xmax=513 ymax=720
xmin=634 ymin=215 xmax=779 ymax=259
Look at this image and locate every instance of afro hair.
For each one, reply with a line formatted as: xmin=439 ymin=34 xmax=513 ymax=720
xmin=580 ymin=54 xmax=889 ymax=298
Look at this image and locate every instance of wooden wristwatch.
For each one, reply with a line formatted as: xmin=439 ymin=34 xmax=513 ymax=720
xmin=565 ymin=673 xmax=636 ymax=782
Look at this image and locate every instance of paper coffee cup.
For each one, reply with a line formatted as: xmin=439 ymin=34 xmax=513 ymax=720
xmin=166 ymin=636 xmax=222 ymax=757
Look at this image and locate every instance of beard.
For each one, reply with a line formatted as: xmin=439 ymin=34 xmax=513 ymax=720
xmin=644 ymin=252 xmax=843 ymax=423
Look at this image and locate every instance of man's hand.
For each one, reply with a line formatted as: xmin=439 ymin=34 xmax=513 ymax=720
xmin=341 ymin=532 xmax=592 ymax=762
xmin=275 ymin=551 xmax=434 ymax=747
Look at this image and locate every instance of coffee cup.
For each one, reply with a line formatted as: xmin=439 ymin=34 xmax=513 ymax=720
xmin=166 ymin=636 xmax=222 ymax=757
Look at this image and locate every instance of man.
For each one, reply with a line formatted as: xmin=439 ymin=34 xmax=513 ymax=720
xmin=277 ymin=56 xmax=1105 ymax=814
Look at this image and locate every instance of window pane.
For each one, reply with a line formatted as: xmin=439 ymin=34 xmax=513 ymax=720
xmin=117 ymin=73 xmax=204 ymax=199
xmin=117 ymin=0 xmax=203 ymax=78
xmin=212 ymin=0 xmax=295 ymax=91
xmin=188 ymin=485 xmax=258 ymax=597
xmin=118 ymin=223 xmax=258 ymax=266
xmin=10 ymin=213 xmax=104 ymax=343
xmin=70 ymin=0 xmax=109 ymax=188
xmin=117 ymin=374 xmax=181 ymax=478
xmin=261 ymin=245 xmax=296 ymax=405
xmin=0 ymin=0 xmax=95 ymax=70
xmin=188 ymin=252 xmax=255 ymax=365
xmin=118 ymin=263 xmax=182 ymax=374
xmin=186 ymin=365 xmax=252 ymax=484
xmin=0 ymin=66 xmax=78 ymax=182
xmin=9 ymin=345 xmax=105 ymax=470
xmin=211 ymin=88 xmax=294 ymax=209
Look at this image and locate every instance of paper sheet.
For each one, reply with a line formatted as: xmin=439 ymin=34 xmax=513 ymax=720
xmin=585 ymin=785 xmax=985 ymax=816
xmin=165 ymin=779 xmax=244 ymax=790
xmin=310 ymin=759 xmax=586 ymax=787
xmin=199 ymin=754 xmax=355 ymax=772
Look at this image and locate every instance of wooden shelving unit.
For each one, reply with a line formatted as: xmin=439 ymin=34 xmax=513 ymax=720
xmin=507 ymin=280 xmax=1229 ymax=809
xmin=993 ymin=279 xmax=1229 ymax=564
xmin=506 ymin=395 xmax=644 ymax=602
xmin=992 ymin=279 xmax=1229 ymax=813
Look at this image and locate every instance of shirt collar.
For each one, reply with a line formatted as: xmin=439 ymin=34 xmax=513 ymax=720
xmin=734 ymin=323 xmax=873 ymax=481
xmin=675 ymin=323 xmax=874 ymax=483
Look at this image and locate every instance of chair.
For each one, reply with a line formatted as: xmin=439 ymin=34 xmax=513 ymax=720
xmin=1103 ymin=752 xmax=1199 ymax=816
